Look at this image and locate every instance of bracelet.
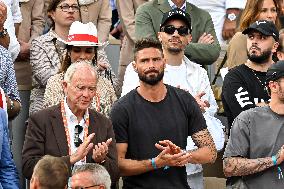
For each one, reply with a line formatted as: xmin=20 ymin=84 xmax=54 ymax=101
xmin=272 ymin=155 xmax=283 ymax=179
xmin=150 ymin=158 xmax=169 ymax=170
xmin=151 ymin=158 xmax=158 ymax=169
xmin=272 ymin=156 xmax=277 ymax=166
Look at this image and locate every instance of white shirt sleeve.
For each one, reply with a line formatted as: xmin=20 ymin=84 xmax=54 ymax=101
xmin=225 ymin=0 xmax=247 ymax=9
xmin=11 ymin=0 xmax=22 ymax=23
xmin=121 ymin=62 xmax=140 ymax=97
xmin=3 ymin=0 xmax=20 ymax=61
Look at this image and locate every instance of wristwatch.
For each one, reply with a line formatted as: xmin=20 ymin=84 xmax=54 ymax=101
xmin=0 ymin=28 xmax=8 ymax=38
xmin=9 ymin=99 xmax=14 ymax=111
xmin=226 ymin=13 xmax=237 ymax=21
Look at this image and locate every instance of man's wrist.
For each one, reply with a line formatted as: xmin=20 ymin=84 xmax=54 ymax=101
xmin=9 ymin=99 xmax=14 ymax=111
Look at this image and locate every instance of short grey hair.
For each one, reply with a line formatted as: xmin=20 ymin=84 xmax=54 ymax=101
xmin=63 ymin=60 xmax=97 ymax=83
xmin=72 ymin=163 xmax=111 ymax=189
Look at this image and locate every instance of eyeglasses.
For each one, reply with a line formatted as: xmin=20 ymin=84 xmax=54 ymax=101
xmin=74 ymin=125 xmax=83 ymax=147
xmin=57 ymin=4 xmax=80 ymax=12
xmin=74 ymin=85 xmax=97 ymax=94
xmin=161 ymin=25 xmax=190 ymax=36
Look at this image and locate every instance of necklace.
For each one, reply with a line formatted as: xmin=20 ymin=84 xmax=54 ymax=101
xmin=60 ymin=100 xmax=89 ymax=158
xmin=250 ymin=67 xmax=268 ymax=95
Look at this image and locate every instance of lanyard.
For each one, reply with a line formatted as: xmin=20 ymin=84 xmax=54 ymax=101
xmin=60 ymin=100 xmax=90 ymax=156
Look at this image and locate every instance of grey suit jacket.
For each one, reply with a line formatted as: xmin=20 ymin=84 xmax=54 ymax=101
xmin=135 ymin=0 xmax=221 ymax=65
xmin=22 ymin=105 xmax=119 ymax=184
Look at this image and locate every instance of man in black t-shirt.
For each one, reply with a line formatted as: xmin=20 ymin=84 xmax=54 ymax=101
xmin=222 ymin=20 xmax=279 ymax=129
xmin=110 ymin=38 xmax=217 ymax=189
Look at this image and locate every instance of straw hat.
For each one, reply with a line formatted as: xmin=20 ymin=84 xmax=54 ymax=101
xmin=65 ymin=21 xmax=102 ymax=46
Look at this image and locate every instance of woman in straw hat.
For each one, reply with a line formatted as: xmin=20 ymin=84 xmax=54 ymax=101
xmin=44 ymin=21 xmax=117 ymax=117
xmin=30 ymin=0 xmax=113 ymax=115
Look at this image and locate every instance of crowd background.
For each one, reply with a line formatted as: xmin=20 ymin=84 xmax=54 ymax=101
xmin=1 ymin=0 xmax=284 ymax=188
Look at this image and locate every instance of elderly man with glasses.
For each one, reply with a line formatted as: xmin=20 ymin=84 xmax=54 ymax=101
xmin=22 ymin=62 xmax=119 ymax=188
xmin=71 ymin=163 xmax=111 ymax=189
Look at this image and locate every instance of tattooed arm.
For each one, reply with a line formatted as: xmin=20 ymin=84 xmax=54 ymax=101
xmin=223 ymin=157 xmax=273 ymax=177
xmin=223 ymin=146 xmax=284 ymax=177
xmin=189 ymin=128 xmax=217 ymax=164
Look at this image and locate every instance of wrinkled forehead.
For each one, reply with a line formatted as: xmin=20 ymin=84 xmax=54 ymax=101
xmin=70 ymin=69 xmax=97 ymax=84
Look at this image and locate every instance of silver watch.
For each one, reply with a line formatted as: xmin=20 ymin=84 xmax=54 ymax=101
xmin=226 ymin=13 xmax=237 ymax=21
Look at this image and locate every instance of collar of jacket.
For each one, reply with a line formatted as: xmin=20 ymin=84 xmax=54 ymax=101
xmin=78 ymin=0 xmax=98 ymax=5
xmin=157 ymin=0 xmax=193 ymax=13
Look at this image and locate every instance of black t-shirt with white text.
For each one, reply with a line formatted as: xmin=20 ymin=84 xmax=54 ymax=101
xmin=110 ymin=84 xmax=207 ymax=189
xmin=222 ymin=64 xmax=270 ymax=129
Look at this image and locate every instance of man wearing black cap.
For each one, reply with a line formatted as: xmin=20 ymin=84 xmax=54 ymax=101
xmin=135 ymin=0 xmax=220 ymax=66
xmin=223 ymin=60 xmax=284 ymax=188
xmin=222 ymin=20 xmax=279 ymax=130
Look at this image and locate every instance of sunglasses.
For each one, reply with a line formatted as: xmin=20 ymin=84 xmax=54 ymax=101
xmin=74 ymin=125 xmax=83 ymax=147
xmin=161 ymin=25 xmax=190 ymax=36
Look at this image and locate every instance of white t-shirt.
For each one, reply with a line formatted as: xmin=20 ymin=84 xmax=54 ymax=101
xmin=164 ymin=62 xmax=190 ymax=90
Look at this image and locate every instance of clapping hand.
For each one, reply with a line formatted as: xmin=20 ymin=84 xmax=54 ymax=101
xmin=92 ymin=138 xmax=112 ymax=163
xmin=194 ymin=92 xmax=210 ymax=112
xmin=154 ymin=140 xmax=192 ymax=167
xmin=70 ymin=133 xmax=95 ymax=164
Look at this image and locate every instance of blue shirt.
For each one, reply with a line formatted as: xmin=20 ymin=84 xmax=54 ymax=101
xmin=0 ymin=46 xmax=20 ymax=102
xmin=0 ymin=108 xmax=19 ymax=189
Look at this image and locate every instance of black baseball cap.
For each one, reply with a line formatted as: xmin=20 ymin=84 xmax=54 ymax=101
xmin=266 ymin=60 xmax=284 ymax=82
xmin=242 ymin=20 xmax=279 ymax=41
xmin=160 ymin=8 xmax=192 ymax=32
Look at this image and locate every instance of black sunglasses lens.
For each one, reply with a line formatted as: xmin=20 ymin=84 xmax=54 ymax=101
xmin=74 ymin=125 xmax=83 ymax=147
xmin=163 ymin=25 xmax=176 ymax=35
xmin=163 ymin=25 xmax=189 ymax=36
xmin=74 ymin=137 xmax=83 ymax=147
xmin=177 ymin=27 xmax=189 ymax=36
xmin=75 ymin=125 xmax=83 ymax=134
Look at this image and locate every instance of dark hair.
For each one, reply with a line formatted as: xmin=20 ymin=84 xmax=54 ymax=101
xmin=133 ymin=38 xmax=163 ymax=61
xmin=60 ymin=45 xmax=98 ymax=73
xmin=47 ymin=0 xmax=80 ymax=29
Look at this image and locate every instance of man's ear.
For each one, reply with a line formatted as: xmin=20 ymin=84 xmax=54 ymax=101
xmin=132 ymin=61 xmax=138 ymax=72
xmin=157 ymin=32 xmax=162 ymax=42
xmin=30 ymin=176 xmax=40 ymax=189
xmin=62 ymin=81 xmax=68 ymax=95
xmin=277 ymin=51 xmax=284 ymax=60
xmin=272 ymin=42 xmax=279 ymax=53
xmin=186 ymin=34 xmax=192 ymax=45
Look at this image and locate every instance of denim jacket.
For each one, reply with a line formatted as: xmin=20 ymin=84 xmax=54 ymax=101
xmin=0 ymin=109 xmax=19 ymax=189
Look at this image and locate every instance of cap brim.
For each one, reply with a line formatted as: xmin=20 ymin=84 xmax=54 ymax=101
xmin=160 ymin=14 xmax=190 ymax=29
xmin=65 ymin=41 xmax=103 ymax=47
xmin=242 ymin=27 xmax=271 ymax=37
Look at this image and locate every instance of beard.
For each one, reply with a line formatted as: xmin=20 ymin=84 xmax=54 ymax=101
xmin=277 ymin=84 xmax=284 ymax=103
xmin=247 ymin=47 xmax=272 ymax=64
xmin=138 ymin=70 xmax=164 ymax=86
xmin=166 ymin=39 xmax=184 ymax=54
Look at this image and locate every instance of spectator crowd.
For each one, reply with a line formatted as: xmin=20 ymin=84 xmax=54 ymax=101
xmin=2 ymin=0 xmax=284 ymax=189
